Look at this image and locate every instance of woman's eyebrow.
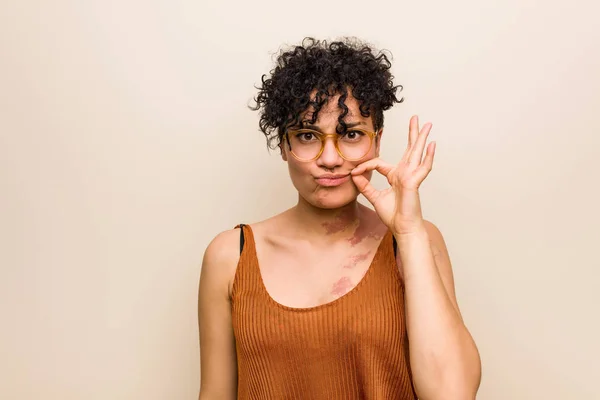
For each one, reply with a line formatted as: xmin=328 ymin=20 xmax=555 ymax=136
xmin=345 ymin=121 xmax=366 ymax=128
xmin=302 ymin=121 xmax=366 ymax=132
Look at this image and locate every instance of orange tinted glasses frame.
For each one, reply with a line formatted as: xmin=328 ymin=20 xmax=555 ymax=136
xmin=284 ymin=128 xmax=379 ymax=162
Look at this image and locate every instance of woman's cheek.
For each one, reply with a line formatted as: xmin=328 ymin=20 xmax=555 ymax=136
xmin=287 ymin=161 xmax=313 ymax=189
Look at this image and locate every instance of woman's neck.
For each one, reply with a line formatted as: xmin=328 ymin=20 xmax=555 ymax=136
xmin=283 ymin=196 xmax=389 ymax=249
xmin=292 ymin=198 xmax=361 ymax=237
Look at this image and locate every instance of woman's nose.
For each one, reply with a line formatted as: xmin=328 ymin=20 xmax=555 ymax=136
xmin=316 ymin=137 xmax=343 ymax=167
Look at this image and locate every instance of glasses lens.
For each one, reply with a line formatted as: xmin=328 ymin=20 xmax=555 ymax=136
xmin=287 ymin=129 xmax=373 ymax=161
xmin=338 ymin=130 xmax=372 ymax=160
xmin=288 ymin=130 xmax=322 ymax=160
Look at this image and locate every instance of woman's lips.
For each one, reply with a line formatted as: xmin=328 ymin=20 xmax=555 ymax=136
xmin=314 ymin=174 xmax=351 ymax=187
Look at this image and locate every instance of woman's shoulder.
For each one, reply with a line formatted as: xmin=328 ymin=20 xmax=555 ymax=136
xmin=201 ymin=213 xmax=281 ymax=279
xmin=201 ymin=227 xmax=244 ymax=295
xmin=204 ymin=228 xmax=242 ymax=261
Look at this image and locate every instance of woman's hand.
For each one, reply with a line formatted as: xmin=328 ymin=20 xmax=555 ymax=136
xmin=351 ymin=115 xmax=436 ymax=236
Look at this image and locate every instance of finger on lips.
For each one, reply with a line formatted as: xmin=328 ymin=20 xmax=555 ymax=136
xmin=351 ymin=159 xmax=393 ymax=176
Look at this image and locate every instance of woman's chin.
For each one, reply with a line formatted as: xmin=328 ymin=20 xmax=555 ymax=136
xmin=308 ymin=187 xmax=359 ymax=209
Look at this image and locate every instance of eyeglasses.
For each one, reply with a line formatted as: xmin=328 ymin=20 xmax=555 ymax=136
xmin=285 ymin=128 xmax=379 ymax=162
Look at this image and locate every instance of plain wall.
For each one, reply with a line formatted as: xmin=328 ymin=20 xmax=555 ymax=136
xmin=1 ymin=0 xmax=599 ymax=398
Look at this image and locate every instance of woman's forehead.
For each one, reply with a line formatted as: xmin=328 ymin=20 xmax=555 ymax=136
xmin=300 ymin=113 xmax=373 ymax=131
xmin=300 ymin=94 xmax=372 ymax=128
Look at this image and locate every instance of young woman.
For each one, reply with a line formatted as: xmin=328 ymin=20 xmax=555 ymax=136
xmin=198 ymin=37 xmax=481 ymax=399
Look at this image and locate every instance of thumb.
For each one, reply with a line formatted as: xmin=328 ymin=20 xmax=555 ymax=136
xmin=351 ymin=174 xmax=380 ymax=206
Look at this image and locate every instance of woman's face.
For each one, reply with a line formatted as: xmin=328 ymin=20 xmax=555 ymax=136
xmin=281 ymin=92 xmax=382 ymax=209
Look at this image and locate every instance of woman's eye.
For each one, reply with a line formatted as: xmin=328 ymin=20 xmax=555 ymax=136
xmin=344 ymin=130 xmax=364 ymax=140
xmin=297 ymin=132 xmax=317 ymax=141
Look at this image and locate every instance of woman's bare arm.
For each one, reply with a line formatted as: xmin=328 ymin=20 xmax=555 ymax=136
xmin=397 ymin=220 xmax=481 ymax=399
xmin=198 ymin=230 xmax=240 ymax=400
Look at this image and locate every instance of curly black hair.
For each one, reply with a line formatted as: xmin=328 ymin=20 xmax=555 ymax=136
xmin=251 ymin=37 xmax=404 ymax=150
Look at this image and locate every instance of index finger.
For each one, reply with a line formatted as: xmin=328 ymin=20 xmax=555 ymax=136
xmin=351 ymin=158 xmax=394 ymax=177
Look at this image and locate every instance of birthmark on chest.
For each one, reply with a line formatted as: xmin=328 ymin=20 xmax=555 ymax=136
xmin=348 ymin=218 xmax=385 ymax=246
xmin=321 ymin=208 xmax=355 ymax=234
xmin=331 ymin=276 xmax=354 ymax=296
xmin=343 ymin=252 xmax=371 ymax=269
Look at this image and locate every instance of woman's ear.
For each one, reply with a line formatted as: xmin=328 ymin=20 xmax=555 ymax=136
xmin=375 ymin=128 xmax=383 ymax=156
xmin=280 ymin=142 xmax=288 ymax=161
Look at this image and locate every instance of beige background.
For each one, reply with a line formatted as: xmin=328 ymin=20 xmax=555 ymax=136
xmin=1 ymin=0 xmax=599 ymax=399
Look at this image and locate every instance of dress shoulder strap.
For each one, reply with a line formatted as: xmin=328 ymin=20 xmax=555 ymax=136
xmin=236 ymin=223 xmax=246 ymax=254
xmin=231 ymin=224 xmax=262 ymax=299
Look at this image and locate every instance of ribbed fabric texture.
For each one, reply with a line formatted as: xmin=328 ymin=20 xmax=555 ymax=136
xmin=231 ymin=224 xmax=416 ymax=400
